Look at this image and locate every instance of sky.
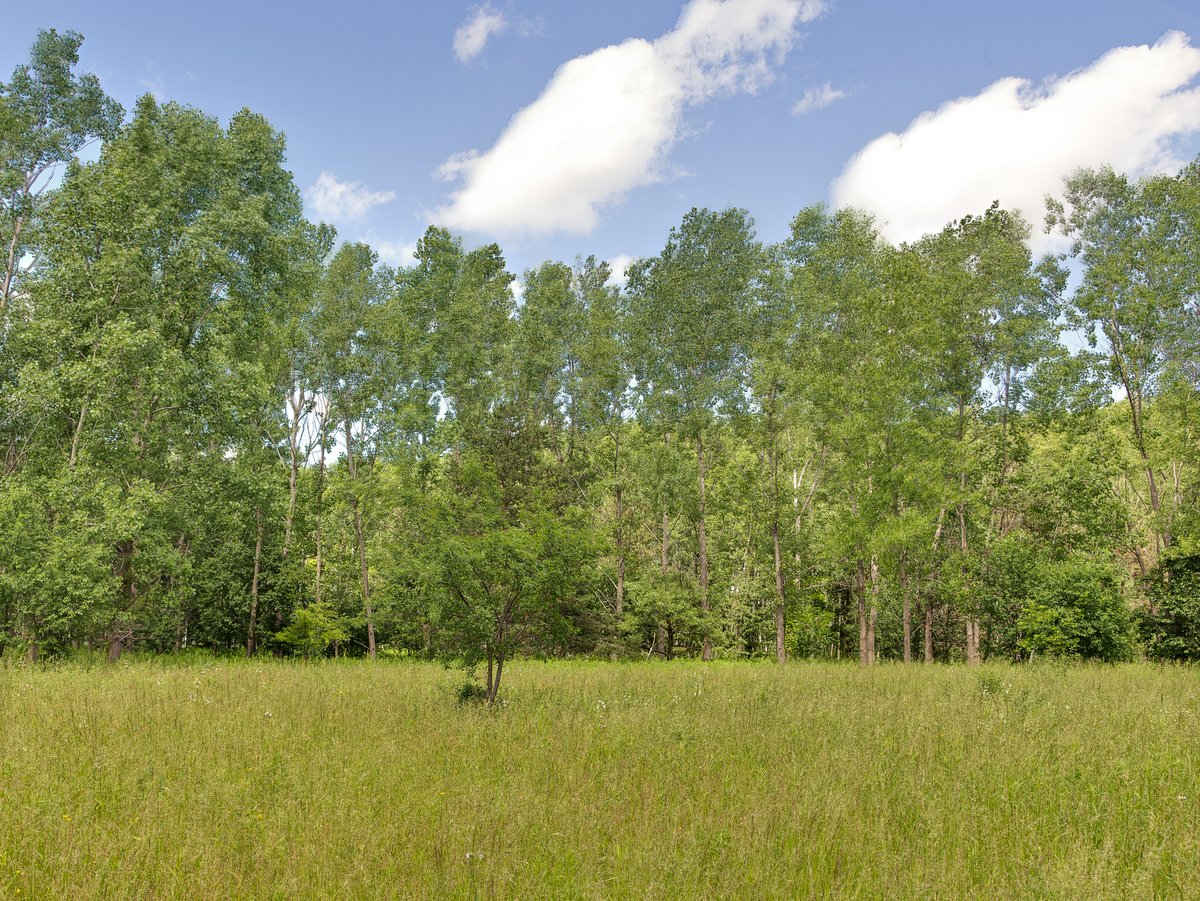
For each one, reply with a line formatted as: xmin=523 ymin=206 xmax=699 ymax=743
xmin=6 ymin=0 xmax=1200 ymax=279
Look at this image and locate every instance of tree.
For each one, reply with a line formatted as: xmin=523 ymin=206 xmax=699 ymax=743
xmin=1049 ymin=167 xmax=1200 ymax=558
xmin=314 ymin=242 xmax=392 ymax=659
xmin=627 ymin=208 xmax=763 ymax=660
xmin=784 ymin=206 xmax=932 ymax=665
xmin=1 ymin=95 xmax=305 ymax=658
xmin=0 ymin=29 xmax=122 ymax=316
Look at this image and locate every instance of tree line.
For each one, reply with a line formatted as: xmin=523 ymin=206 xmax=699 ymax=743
xmin=3 ymin=31 xmax=1199 ymax=693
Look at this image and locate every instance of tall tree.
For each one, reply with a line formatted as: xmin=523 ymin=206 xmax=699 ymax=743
xmin=628 ymin=208 xmax=763 ymax=660
xmin=314 ymin=242 xmax=392 ymax=659
xmin=1 ymin=95 xmax=305 ymax=658
xmin=0 ymin=29 xmax=122 ymax=317
xmin=1049 ymin=167 xmax=1200 ymax=559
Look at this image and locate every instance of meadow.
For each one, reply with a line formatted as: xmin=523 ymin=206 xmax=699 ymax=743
xmin=1 ymin=659 xmax=1198 ymax=899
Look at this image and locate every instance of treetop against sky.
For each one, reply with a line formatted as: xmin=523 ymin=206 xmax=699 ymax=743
xmin=3 ymin=0 xmax=1199 ymax=277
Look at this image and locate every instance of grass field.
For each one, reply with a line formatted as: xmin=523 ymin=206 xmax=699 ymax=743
xmin=0 ymin=659 xmax=1198 ymax=899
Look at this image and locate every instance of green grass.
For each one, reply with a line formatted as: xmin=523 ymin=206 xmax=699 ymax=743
xmin=1 ymin=659 xmax=1198 ymax=899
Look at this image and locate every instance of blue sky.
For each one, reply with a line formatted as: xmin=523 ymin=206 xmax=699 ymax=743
xmin=7 ymin=1 xmax=1200 ymax=279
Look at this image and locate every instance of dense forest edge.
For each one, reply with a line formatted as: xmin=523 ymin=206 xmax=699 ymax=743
xmin=3 ymin=30 xmax=1200 ymax=700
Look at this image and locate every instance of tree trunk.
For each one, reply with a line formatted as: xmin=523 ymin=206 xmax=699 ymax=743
xmin=900 ymin=553 xmax=912 ymax=664
xmin=314 ymin=414 xmax=327 ymax=605
xmin=487 ymin=609 xmax=508 ymax=705
xmin=282 ymin=377 xmax=304 ymax=563
xmin=613 ymin=479 xmax=625 ymax=661
xmin=247 ymin=505 xmax=264 ymax=657
xmin=955 ymin=400 xmax=980 ymax=666
xmin=967 ymin=619 xmax=981 ymax=665
xmin=856 ymin=558 xmax=868 ymax=666
xmin=697 ymin=429 xmax=712 ymax=661
xmin=490 ymin=655 xmax=504 ymax=706
xmin=614 ymin=431 xmax=624 ymax=621
xmin=657 ymin=507 xmax=670 ymax=658
xmin=927 ymin=507 xmax=944 ymax=664
xmin=274 ymin=386 xmax=309 ymax=654
xmin=1 ymin=211 xmax=25 ymax=314
xmin=773 ymin=519 xmax=786 ymax=664
xmin=68 ymin=399 xmax=88 ymax=469
xmin=769 ymin=406 xmax=786 ymax=664
xmin=1110 ymin=317 xmax=1168 ymax=549
xmin=345 ymin=415 xmax=376 ymax=659
xmin=867 ymin=555 xmax=880 ymax=665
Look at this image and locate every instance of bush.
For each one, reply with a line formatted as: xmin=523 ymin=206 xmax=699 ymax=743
xmin=275 ymin=602 xmax=350 ymax=659
xmin=1018 ymin=556 xmax=1133 ymax=662
xmin=1141 ymin=552 xmax=1200 ymax=662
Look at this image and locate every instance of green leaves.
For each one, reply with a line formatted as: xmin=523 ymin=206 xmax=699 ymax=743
xmin=627 ymin=207 xmax=763 ymax=427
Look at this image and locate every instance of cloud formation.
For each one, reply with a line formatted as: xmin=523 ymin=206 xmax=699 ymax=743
xmin=831 ymin=31 xmax=1200 ymax=248
xmin=606 ymin=254 xmax=636 ymax=287
xmin=792 ymin=82 xmax=846 ymax=115
xmin=304 ymin=172 xmax=396 ymax=223
xmin=435 ymin=0 xmax=825 ymax=236
xmin=455 ymin=5 xmax=508 ymax=62
xmin=371 ymin=237 xmax=419 ymax=267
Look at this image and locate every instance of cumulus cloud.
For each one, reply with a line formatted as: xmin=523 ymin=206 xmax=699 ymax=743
xmin=792 ymin=82 xmax=846 ymax=115
xmin=606 ymin=254 xmax=636 ymax=287
xmin=831 ymin=31 xmax=1200 ymax=249
xmin=304 ymin=172 xmax=396 ymax=223
xmin=435 ymin=0 xmax=826 ymax=236
xmin=455 ymin=5 xmax=508 ymax=62
xmin=371 ymin=238 xmax=419 ymax=267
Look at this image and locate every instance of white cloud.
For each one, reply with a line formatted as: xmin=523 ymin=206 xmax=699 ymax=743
xmin=435 ymin=0 xmax=826 ymax=236
xmin=455 ymin=5 xmax=509 ymax=62
xmin=606 ymin=254 xmax=635 ymax=287
xmin=371 ymin=238 xmax=419 ymax=267
xmin=792 ymin=82 xmax=845 ymax=115
xmin=831 ymin=31 xmax=1200 ymax=250
xmin=304 ymin=172 xmax=396 ymax=223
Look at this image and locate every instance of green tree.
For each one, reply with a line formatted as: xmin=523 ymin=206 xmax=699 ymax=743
xmin=1049 ymin=166 xmax=1200 ymax=557
xmin=0 ymin=29 xmax=122 ymax=315
xmin=627 ymin=208 xmax=764 ymax=660
xmin=2 ymin=95 xmax=304 ymax=658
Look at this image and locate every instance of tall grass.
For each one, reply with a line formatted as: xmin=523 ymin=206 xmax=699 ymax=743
xmin=1 ymin=659 xmax=1197 ymax=898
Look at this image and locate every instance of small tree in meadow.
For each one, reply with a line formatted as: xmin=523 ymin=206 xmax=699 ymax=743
xmin=276 ymin=602 xmax=350 ymax=659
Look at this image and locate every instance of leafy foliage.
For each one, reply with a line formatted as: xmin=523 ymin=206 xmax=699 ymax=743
xmin=1 ymin=28 xmax=1199 ymax=672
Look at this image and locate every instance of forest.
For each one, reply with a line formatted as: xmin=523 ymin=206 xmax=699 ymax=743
xmin=3 ymin=30 xmax=1200 ymax=698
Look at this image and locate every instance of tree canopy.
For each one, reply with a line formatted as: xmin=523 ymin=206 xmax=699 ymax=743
xmin=3 ymin=29 xmax=1200 ymax=698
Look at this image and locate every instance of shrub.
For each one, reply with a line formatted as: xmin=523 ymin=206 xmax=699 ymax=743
xmin=275 ymin=602 xmax=350 ymax=659
xmin=1018 ymin=556 xmax=1133 ymax=662
xmin=1141 ymin=552 xmax=1200 ymax=662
